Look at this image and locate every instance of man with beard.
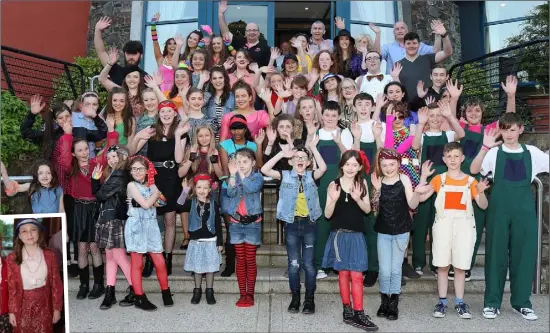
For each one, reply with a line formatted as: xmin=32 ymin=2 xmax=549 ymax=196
xmin=94 ymin=16 xmax=148 ymax=86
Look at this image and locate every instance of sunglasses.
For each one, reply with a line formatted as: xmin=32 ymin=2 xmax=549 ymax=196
xmin=394 ymin=114 xmax=405 ymax=120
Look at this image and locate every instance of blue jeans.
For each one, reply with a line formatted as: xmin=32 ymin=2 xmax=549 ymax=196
xmin=377 ymin=232 xmax=409 ymax=294
xmin=284 ymin=217 xmax=317 ymax=294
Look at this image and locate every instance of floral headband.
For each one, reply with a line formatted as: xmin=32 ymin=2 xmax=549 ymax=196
xmin=378 ymin=149 xmax=401 ymax=162
xmin=129 ymin=155 xmax=157 ymax=187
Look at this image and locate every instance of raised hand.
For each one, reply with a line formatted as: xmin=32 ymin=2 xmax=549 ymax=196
xmin=421 ymin=160 xmax=435 ymax=179
xmin=280 ymin=144 xmax=295 ymax=159
xmin=284 ymin=77 xmax=292 ymax=91
xmin=331 ymin=129 xmax=342 ymax=145
xmin=438 ymin=100 xmax=452 ymax=118
xmin=375 ymin=93 xmax=388 ymax=108
xmin=445 ymin=79 xmax=463 ymax=99
xmin=351 ymin=122 xmax=362 ymax=139
xmin=369 ymin=22 xmax=381 ymax=34
xmin=199 ymin=70 xmax=210 ymax=83
xmin=417 ymin=80 xmax=428 ymax=99
xmin=254 ymin=128 xmax=266 ymax=145
xmin=501 ymin=75 xmax=518 ymax=95
xmin=260 ymin=66 xmax=276 ymax=74
xmin=305 ymin=44 xmax=314 ymax=58
xmin=136 ymin=126 xmax=155 ymax=141
xmin=223 ymin=58 xmax=235 ymax=71
xmin=335 ymin=17 xmax=345 ymax=30
xmin=270 ymin=47 xmax=281 ymax=61
xmin=418 ymin=106 xmax=429 ymax=124
xmin=357 ymin=44 xmax=368 ymax=55
xmin=174 ymin=33 xmax=185 ymax=47
xmin=219 ymin=0 xmax=228 ymax=14
xmin=431 ymin=20 xmax=447 ymax=36
xmin=370 ymin=172 xmax=382 ymax=190
xmin=424 ymin=95 xmax=436 ymax=106
xmin=144 ymin=75 xmax=159 ymax=88
xmin=308 ymin=134 xmax=319 ymax=149
xmin=30 ymin=95 xmax=46 ymax=114
xmin=291 ymin=38 xmax=302 ymax=50
xmin=92 ymin=164 xmax=103 ymax=180
xmin=259 ymin=88 xmax=272 ymax=103
xmin=349 ymin=181 xmax=363 ymax=202
xmin=372 ymin=120 xmax=383 ymax=138
xmin=152 ymin=12 xmax=160 ymax=22
xmin=483 ymin=128 xmax=503 ymax=149
xmin=95 ymin=17 xmax=112 ymax=32
xmin=265 ymin=125 xmax=277 ymax=144
xmin=390 ymin=62 xmax=403 ymax=78
xmin=108 ymin=48 xmax=119 ymax=66
xmin=60 ymin=117 xmax=73 ymax=135
xmin=306 ymin=121 xmax=319 ymax=136
xmin=228 ymin=158 xmax=238 ymax=176
xmin=476 ymin=178 xmax=490 ymax=193
xmin=328 ymin=182 xmax=341 ymax=201
xmin=152 ymin=71 xmax=164 ymax=86
xmin=105 ymin=115 xmax=115 ymax=132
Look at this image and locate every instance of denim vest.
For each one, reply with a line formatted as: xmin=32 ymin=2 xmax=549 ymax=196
xmin=276 ymin=170 xmax=322 ymax=223
xmin=205 ymin=92 xmax=236 ymax=120
xmin=223 ymin=171 xmax=264 ymax=219
xmin=188 ymin=198 xmax=217 ymax=233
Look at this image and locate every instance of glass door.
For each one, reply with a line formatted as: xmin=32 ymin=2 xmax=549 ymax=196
xmin=211 ymin=1 xmax=275 ymax=46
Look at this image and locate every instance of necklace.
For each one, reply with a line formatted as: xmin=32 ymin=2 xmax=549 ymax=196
xmin=80 ymin=164 xmax=89 ymax=176
xmin=197 ymin=200 xmax=207 ymax=218
xmin=23 ymin=247 xmax=42 ymax=274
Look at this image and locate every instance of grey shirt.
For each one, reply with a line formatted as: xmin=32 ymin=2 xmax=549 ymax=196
xmin=398 ymin=53 xmax=436 ymax=102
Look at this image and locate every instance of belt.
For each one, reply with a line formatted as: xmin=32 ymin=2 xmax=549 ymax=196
xmin=234 ymin=213 xmax=261 ymax=225
xmin=152 ymin=161 xmax=176 ymax=169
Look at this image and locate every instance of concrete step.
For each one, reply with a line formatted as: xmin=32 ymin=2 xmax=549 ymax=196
xmin=173 ymin=224 xmax=282 ymax=245
xmin=67 ymin=266 xmax=509 ymax=295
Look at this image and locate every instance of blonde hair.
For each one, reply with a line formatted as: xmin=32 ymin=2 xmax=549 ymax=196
xmin=355 ymin=34 xmax=374 ymax=51
xmin=186 ymin=124 xmax=217 ymax=176
xmin=339 ymin=78 xmax=357 ymax=106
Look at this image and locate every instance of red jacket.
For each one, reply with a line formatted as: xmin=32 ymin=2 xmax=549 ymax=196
xmin=1 ymin=257 xmax=7 ymax=314
xmin=6 ymin=249 xmax=63 ymax=318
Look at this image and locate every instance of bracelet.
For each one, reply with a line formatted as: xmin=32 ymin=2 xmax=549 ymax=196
xmin=107 ymin=63 xmax=114 ymax=67
xmin=229 ymin=175 xmax=236 ymax=179
xmin=482 ymin=144 xmax=491 ymax=151
xmin=440 ymin=32 xmax=448 ymax=38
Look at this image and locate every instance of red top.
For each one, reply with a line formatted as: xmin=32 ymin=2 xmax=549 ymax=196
xmin=1 ymin=257 xmax=7 ymax=314
xmin=58 ymin=131 xmax=119 ymax=199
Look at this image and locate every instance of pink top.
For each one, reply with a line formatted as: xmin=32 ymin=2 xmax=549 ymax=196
xmin=459 ymin=119 xmax=498 ymax=133
xmin=219 ymin=110 xmax=270 ymax=141
xmin=384 ymin=115 xmax=415 ymax=154
xmin=229 ymin=72 xmax=255 ymax=88
xmin=159 ymin=64 xmax=174 ymax=92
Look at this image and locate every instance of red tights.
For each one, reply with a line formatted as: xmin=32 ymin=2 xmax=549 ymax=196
xmin=130 ymin=252 xmax=169 ymax=295
xmin=338 ymin=270 xmax=364 ymax=311
xmin=234 ymin=243 xmax=258 ymax=296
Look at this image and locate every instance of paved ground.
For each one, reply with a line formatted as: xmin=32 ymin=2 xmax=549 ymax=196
xmin=69 ymin=292 xmax=549 ymax=332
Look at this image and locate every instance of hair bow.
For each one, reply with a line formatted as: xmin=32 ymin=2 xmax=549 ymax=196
xmin=129 ymin=155 xmax=158 ymax=187
xmin=356 ymin=150 xmax=371 ymax=174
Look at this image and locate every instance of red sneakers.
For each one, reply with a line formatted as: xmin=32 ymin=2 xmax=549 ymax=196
xmin=235 ymin=295 xmax=254 ymax=307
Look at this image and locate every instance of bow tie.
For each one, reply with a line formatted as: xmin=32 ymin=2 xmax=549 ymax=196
xmin=366 ymin=74 xmax=384 ymax=82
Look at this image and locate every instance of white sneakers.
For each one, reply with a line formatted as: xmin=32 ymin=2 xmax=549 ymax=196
xmin=483 ymin=307 xmax=538 ymax=321
xmin=316 ymin=270 xmax=327 ymax=279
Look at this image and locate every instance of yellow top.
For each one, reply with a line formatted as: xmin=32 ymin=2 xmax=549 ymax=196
xmin=294 ymin=192 xmax=309 ymax=217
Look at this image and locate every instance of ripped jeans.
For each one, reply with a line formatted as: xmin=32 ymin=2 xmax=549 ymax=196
xmin=378 ymin=232 xmax=409 ymax=295
xmin=284 ymin=216 xmax=317 ymax=295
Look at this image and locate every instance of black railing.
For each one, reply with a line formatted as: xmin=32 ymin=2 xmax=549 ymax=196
xmin=0 ymin=45 xmax=86 ymax=102
xmin=449 ymin=38 xmax=549 ymax=132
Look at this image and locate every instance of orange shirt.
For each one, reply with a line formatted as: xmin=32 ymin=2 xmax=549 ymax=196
xmin=429 ymin=174 xmax=479 ymax=211
xmin=163 ymin=91 xmax=183 ymax=109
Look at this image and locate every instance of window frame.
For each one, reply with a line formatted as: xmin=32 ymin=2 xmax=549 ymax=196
xmin=348 ymin=1 xmax=399 ymax=30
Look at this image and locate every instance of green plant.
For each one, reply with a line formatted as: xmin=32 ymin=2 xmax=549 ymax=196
xmin=0 ymin=91 xmax=39 ymax=166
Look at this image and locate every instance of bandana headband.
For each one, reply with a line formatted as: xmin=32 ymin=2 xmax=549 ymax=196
xmin=107 ymin=145 xmax=129 ymax=156
xmin=229 ymin=117 xmax=247 ymax=126
xmin=378 ymin=149 xmax=401 ymax=162
xmin=129 ymin=155 xmax=158 ymax=187
xmin=193 ymin=173 xmax=213 ymax=186
xmin=158 ymin=100 xmax=177 ymax=112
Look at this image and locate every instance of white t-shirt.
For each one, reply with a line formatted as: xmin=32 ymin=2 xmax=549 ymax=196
xmin=481 ymin=144 xmax=549 ymax=182
xmin=341 ymin=120 xmax=386 ymax=150
xmin=420 ymin=131 xmax=456 ymax=146
xmin=357 ymin=72 xmax=393 ymax=99
xmin=314 ymin=128 xmax=340 ymax=141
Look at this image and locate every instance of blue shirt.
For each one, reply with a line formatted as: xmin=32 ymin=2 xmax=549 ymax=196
xmin=31 ymin=187 xmax=62 ymax=213
xmin=72 ymin=112 xmax=97 ymax=157
xmin=381 ymin=41 xmax=434 ymax=74
xmin=219 ymin=139 xmax=257 ymax=189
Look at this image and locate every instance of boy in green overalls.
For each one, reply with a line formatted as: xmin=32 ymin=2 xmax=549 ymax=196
xmin=470 ymin=113 xmax=548 ymax=321
xmin=410 ymin=100 xmax=465 ymax=276
xmin=341 ymin=93 xmax=385 ymax=286
xmin=314 ymin=101 xmax=347 ymax=279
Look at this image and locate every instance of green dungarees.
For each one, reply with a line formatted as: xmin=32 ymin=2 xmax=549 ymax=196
xmin=484 ymin=144 xmax=537 ymax=309
xmin=412 ymin=132 xmax=448 ymax=271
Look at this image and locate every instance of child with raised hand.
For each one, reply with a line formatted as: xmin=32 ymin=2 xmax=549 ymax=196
xmin=3 ymin=160 xmax=64 ymax=213
xmin=224 ymin=148 xmax=264 ymax=307
xmin=91 ymin=146 xmax=135 ymax=310
xmin=370 ymin=149 xmax=430 ymax=322
xmin=181 ymin=174 xmax=223 ymax=305
xmin=416 ymin=142 xmax=489 ymax=319
xmin=322 ymin=150 xmax=377 ymax=331
xmin=261 ymin=139 xmax=326 ymax=314
xmin=125 ymin=156 xmax=174 ymax=311
xmin=410 ymin=100 xmax=465 ymax=277
xmin=470 ymin=113 xmax=549 ymax=321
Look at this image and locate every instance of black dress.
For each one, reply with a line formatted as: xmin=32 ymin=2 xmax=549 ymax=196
xmin=374 ymin=175 xmax=413 ymax=235
xmin=147 ymin=137 xmax=182 ymax=215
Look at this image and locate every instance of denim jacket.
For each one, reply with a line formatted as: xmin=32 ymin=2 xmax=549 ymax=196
xmin=224 ymin=171 xmax=264 ymax=219
xmin=188 ymin=198 xmax=216 ymax=233
xmin=204 ymin=92 xmax=236 ymax=120
xmin=277 ymin=170 xmax=322 ymax=223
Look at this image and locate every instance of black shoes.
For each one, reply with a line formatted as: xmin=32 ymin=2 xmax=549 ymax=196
xmin=302 ymin=295 xmax=315 ymax=314
xmin=88 ymin=264 xmax=105 ymax=299
xmin=119 ymin=286 xmax=136 ymax=307
xmin=191 ymin=288 xmax=202 ymax=304
xmin=77 ymin=265 xmax=89 ymax=299
xmin=387 ymin=294 xmax=399 ymax=320
xmin=205 ymin=288 xmax=216 ymax=305
xmin=402 ymin=263 xmax=421 ymax=279
xmin=364 ymin=271 xmax=379 ymax=287
xmin=100 ymin=286 xmax=117 ymax=310
xmin=76 ymin=284 xmax=89 ymax=300
xmin=68 ymin=263 xmax=80 ymax=278
xmin=350 ymin=310 xmax=378 ymax=331
xmin=135 ymin=294 xmax=157 ymax=311
xmin=143 ymin=254 xmax=154 ymax=278
xmin=377 ymin=293 xmax=390 ymax=317
xmin=288 ymin=292 xmax=301 ymax=313
xmin=343 ymin=304 xmax=354 ymax=323
xmin=162 ymin=288 xmax=174 ymax=307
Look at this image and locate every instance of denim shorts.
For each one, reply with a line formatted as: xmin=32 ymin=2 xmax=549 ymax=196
xmin=229 ymin=222 xmax=262 ymax=245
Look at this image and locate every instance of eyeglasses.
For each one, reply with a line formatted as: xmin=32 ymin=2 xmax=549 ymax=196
xmin=365 ymin=57 xmax=380 ymax=62
xmin=394 ymin=114 xmax=405 ymax=120
xmin=131 ymin=167 xmax=147 ymax=172
xmin=246 ymin=29 xmax=259 ymax=33
xmin=293 ymin=156 xmax=309 ymax=162
xmin=342 ymin=86 xmax=355 ymax=91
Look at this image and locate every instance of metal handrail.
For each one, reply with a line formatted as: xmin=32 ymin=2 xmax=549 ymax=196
xmin=533 ymin=176 xmax=545 ymax=294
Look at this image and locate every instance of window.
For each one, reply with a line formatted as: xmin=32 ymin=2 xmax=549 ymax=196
xmin=484 ymin=1 xmax=546 ymax=52
xmin=142 ymin=1 xmax=199 ymax=75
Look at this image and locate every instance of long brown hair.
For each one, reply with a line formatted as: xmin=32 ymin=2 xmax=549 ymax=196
xmin=336 ymin=150 xmax=367 ymax=198
xmin=312 ymin=50 xmax=337 ymax=74
xmin=70 ymin=137 xmax=89 ymax=177
xmin=153 ymin=111 xmax=179 ymax=141
xmin=168 ymin=67 xmax=192 ymax=99
xmin=105 ymin=86 xmax=135 ymax=140
xmin=13 ymin=220 xmax=46 ymax=265
xmin=207 ymin=35 xmax=229 ymax=69
xmin=105 ymin=145 xmax=130 ymax=178
xmin=28 ymin=159 xmax=60 ymax=202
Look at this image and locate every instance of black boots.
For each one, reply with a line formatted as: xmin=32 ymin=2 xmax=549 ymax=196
xmin=162 ymin=288 xmax=174 ymax=307
xmin=76 ymin=265 xmax=89 ymax=300
xmin=343 ymin=304 xmax=354 ymax=323
xmin=288 ymin=292 xmax=301 ymax=313
xmin=377 ymin=293 xmax=390 ymax=317
xmin=135 ymin=294 xmax=157 ymax=311
xmin=119 ymin=286 xmax=136 ymax=307
xmin=100 ymin=285 xmax=117 ymax=310
xmin=205 ymin=288 xmax=216 ymax=305
xmin=191 ymin=288 xmax=202 ymax=304
xmin=88 ymin=264 xmax=105 ymax=299
xmin=302 ymin=294 xmax=315 ymax=314
xmin=387 ymin=294 xmax=399 ymax=320
xmin=164 ymin=252 xmax=173 ymax=276
xmin=221 ymin=243 xmax=235 ymax=277
xmin=68 ymin=263 xmax=80 ymax=278
xmin=142 ymin=254 xmax=154 ymax=278
xmin=363 ymin=271 xmax=379 ymax=287
xmin=351 ymin=310 xmax=379 ymax=331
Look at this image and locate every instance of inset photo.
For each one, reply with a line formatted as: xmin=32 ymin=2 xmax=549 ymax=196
xmin=0 ymin=213 xmax=68 ymax=333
